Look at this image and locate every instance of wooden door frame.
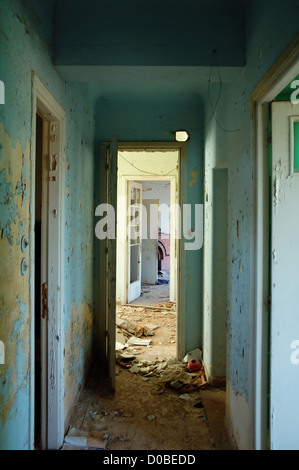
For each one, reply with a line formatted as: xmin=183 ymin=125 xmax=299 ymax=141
xmin=250 ymin=34 xmax=299 ymax=450
xmin=30 ymin=74 xmax=66 ymax=449
xmin=97 ymin=141 xmax=187 ymax=372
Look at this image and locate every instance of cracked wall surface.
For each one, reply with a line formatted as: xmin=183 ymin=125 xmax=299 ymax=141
xmin=1 ymin=0 xmax=299 ymax=452
xmin=0 ymin=0 xmax=95 ymax=449
xmin=203 ymin=0 xmax=298 ymax=449
xmin=64 ymin=302 xmax=93 ymax=426
xmin=0 ymin=124 xmax=31 ymax=449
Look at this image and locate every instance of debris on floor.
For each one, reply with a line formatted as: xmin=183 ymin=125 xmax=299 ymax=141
xmin=157 ymin=278 xmax=169 ymax=285
xmin=183 ymin=347 xmax=203 ymax=363
xmin=115 ymin=301 xmax=206 ymax=397
xmin=63 ymin=427 xmax=110 ymax=450
xmin=127 ymin=336 xmax=152 ymax=347
xmin=63 ymin=287 xmax=232 ymax=451
xmin=115 ymin=349 xmax=207 ymax=401
xmin=63 ymin=362 xmax=232 ymax=451
xmin=115 ymin=301 xmax=176 ymax=362
xmin=187 ymin=358 xmax=202 ymax=372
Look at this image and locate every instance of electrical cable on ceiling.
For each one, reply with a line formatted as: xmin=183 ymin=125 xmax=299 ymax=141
xmin=118 ymin=152 xmax=178 ymax=177
xmin=191 ymin=50 xmax=241 ymax=133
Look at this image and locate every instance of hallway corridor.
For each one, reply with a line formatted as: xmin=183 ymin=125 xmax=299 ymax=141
xmin=62 ymin=365 xmax=232 ymax=451
xmin=1 ymin=0 xmax=299 ymax=451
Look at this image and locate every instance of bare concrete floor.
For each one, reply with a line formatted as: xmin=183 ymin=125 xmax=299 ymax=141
xmin=130 ymin=280 xmax=171 ymax=306
xmin=63 ymin=283 xmax=234 ymax=451
xmin=63 ymin=365 xmax=232 ymax=451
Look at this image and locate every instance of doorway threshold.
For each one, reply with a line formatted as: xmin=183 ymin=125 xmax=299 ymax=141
xmin=116 ymin=300 xmax=176 ymax=362
xmin=200 ymin=388 xmax=235 ymax=450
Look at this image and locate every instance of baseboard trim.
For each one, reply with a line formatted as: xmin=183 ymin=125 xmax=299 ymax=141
xmin=203 ymin=362 xmax=226 ymax=388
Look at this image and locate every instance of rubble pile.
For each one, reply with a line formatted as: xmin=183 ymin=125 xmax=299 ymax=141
xmin=115 ymin=302 xmax=206 ymax=396
xmin=117 ymin=353 xmax=205 ymax=392
xmin=115 ymin=301 xmax=175 ymax=352
xmin=116 ymin=320 xmax=206 ymax=395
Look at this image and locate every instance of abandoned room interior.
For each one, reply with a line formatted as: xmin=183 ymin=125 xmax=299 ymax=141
xmin=0 ymin=0 xmax=299 ymax=451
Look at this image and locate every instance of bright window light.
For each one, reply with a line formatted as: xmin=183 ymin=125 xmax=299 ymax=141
xmin=175 ymin=130 xmax=190 ymax=142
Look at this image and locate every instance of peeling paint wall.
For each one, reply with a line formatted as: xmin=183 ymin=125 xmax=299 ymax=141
xmin=0 ymin=0 xmax=95 ymax=449
xmin=64 ymin=302 xmax=93 ymax=425
xmin=0 ymin=124 xmax=31 ymax=449
xmin=1 ymin=0 xmax=298 ymax=452
xmin=226 ymin=380 xmax=250 ymax=450
xmin=203 ymin=82 xmax=257 ymax=448
xmin=203 ymin=0 xmax=298 ymax=449
xmin=202 ymin=124 xmax=228 ymax=385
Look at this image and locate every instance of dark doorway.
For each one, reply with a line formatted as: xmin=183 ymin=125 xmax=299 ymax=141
xmin=34 ymin=113 xmax=43 ymax=449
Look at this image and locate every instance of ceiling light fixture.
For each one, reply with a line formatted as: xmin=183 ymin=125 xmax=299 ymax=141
xmin=174 ymin=130 xmax=190 ymax=142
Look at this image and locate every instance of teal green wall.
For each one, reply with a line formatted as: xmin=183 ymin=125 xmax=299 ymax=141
xmin=54 ymin=0 xmax=246 ymax=67
xmin=0 ymin=0 xmax=299 ymax=451
xmin=203 ymin=0 xmax=298 ymax=449
xmin=0 ymin=0 xmax=95 ymax=449
xmin=93 ymin=92 xmax=205 ymax=352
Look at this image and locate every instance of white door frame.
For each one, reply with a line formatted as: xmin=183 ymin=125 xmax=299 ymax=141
xmin=250 ymin=34 xmax=299 ymax=450
xmin=30 ymin=74 xmax=66 ymax=449
xmin=127 ymin=180 xmax=143 ymax=303
xmin=116 ymin=142 xmax=187 ymax=361
xmin=118 ymin=175 xmax=178 ymax=304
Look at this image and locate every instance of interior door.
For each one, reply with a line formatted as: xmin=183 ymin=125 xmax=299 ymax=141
xmin=39 ymin=115 xmax=49 ymax=450
xmin=107 ymin=137 xmax=118 ymax=389
xmin=270 ymin=101 xmax=299 ymax=449
xmin=141 ymin=199 xmax=159 ymax=285
xmin=128 ymin=181 xmax=143 ymax=303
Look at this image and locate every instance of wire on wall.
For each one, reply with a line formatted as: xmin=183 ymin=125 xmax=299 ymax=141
xmin=118 ymin=152 xmax=178 ymax=177
xmin=192 ymin=49 xmax=241 ymax=133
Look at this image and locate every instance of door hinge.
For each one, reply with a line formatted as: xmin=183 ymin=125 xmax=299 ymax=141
xmin=42 ymin=282 xmax=48 ymax=319
xmin=267 ymin=295 xmax=271 ymax=310
xmin=267 ymin=131 xmax=272 ymax=145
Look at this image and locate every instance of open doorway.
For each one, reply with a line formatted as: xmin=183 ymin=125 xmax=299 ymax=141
xmin=34 ymin=112 xmax=43 ymax=449
xmin=115 ymin=148 xmax=179 ymax=364
xmin=34 ymin=107 xmax=53 ymax=450
xmin=137 ymin=179 xmax=172 ymax=298
xmin=251 ymin=40 xmax=299 ymax=449
xmin=31 ymin=76 xmax=65 ymax=450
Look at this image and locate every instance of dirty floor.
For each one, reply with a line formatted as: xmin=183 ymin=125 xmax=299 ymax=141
xmin=63 ymin=283 xmax=233 ymax=451
xmin=63 ymin=366 xmax=232 ymax=451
